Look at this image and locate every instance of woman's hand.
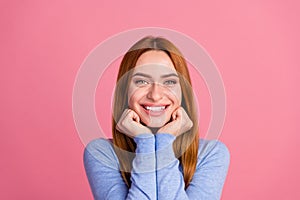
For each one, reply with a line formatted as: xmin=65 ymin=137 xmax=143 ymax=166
xmin=116 ymin=109 xmax=152 ymax=138
xmin=157 ymin=107 xmax=193 ymax=137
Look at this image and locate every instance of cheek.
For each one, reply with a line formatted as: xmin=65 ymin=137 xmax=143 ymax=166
xmin=127 ymin=88 xmax=146 ymax=108
xmin=128 ymin=93 xmax=138 ymax=108
xmin=166 ymin=86 xmax=182 ymax=105
xmin=127 ymin=83 xmax=137 ymax=107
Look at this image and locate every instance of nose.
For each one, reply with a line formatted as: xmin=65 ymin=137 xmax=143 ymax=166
xmin=147 ymin=83 xmax=163 ymax=101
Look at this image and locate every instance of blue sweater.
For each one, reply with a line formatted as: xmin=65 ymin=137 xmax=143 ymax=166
xmin=83 ymin=133 xmax=230 ymax=200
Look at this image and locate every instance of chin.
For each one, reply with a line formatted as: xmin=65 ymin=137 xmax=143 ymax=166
xmin=141 ymin=117 xmax=170 ymax=128
xmin=147 ymin=123 xmax=164 ymax=128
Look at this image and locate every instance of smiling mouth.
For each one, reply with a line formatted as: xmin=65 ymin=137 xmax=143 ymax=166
xmin=142 ymin=105 xmax=169 ymax=112
xmin=144 ymin=106 xmax=165 ymax=111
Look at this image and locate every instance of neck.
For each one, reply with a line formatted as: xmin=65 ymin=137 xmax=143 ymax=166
xmin=149 ymin=127 xmax=160 ymax=134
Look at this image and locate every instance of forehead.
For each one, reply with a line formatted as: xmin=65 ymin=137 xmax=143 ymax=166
xmin=134 ymin=50 xmax=177 ymax=75
xmin=136 ymin=50 xmax=175 ymax=68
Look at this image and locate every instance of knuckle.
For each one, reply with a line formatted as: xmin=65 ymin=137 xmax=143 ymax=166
xmin=120 ymin=120 xmax=126 ymax=127
xmin=189 ymin=121 xmax=193 ymax=128
xmin=116 ymin=124 xmax=121 ymax=131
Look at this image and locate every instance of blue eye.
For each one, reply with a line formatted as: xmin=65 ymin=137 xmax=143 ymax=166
xmin=164 ymin=80 xmax=177 ymax=85
xmin=135 ymin=80 xmax=149 ymax=86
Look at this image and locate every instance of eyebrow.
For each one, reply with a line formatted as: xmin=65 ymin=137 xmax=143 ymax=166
xmin=161 ymin=73 xmax=179 ymax=78
xmin=132 ymin=72 xmax=179 ymax=78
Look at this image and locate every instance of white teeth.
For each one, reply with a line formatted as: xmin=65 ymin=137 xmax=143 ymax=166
xmin=145 ymin=106 xmax=165 ymax=111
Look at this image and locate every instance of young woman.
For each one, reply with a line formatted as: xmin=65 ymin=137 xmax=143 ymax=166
xmin=84 ymin=36 xmax=230 ymax=200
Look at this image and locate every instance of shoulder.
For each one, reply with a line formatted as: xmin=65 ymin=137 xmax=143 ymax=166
xmin=85 ymin=138 xmax=114 ymax=152
xmin=197 ymin=139 xmax=230 ymax=168
xmin=83 ymin=138 xmax=119 ymax=170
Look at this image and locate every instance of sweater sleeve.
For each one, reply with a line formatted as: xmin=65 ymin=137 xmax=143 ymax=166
xmin=155 ymin=133 xmax=230 ymax=200
xmin=83 ymin=134 xmax=156 ymax=200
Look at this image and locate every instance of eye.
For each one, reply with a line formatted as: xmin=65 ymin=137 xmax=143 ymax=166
xmin=164 ymin=80 xmax=177 ymax=86
xmin=135 ymin=79 xmax=149 ymax=86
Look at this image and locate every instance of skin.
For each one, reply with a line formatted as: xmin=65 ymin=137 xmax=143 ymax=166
xmin=116 ymin=50 xmax=193 ymax=137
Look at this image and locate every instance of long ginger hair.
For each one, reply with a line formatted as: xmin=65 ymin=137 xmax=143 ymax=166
xmin=112 ymin=36 xmax=199 ymax=188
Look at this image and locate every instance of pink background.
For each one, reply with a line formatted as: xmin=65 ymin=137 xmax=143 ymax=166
xmin=1 ymin=0 xmax=300 ymax=199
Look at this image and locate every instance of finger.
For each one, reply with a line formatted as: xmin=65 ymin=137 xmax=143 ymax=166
xmin=172 ymin=112 xmax=177 ymax=120
xmin=171 ymin=106 xmax=180 ymax=120
xmin=180 ymin=107 xmax=190 ymax=120
xmin=117 ymin=109 xmax=133 ymax=128
xmin=120 ymin=108 xmax=130 ymax=120
xmin=131 ymin=111 xmax=140 ymax=123
xmin=175 ymin=107 xmax=184 ymax=120
xmin=126 ymin=109 xmax=140 ymax=123
xmin=122 ymin=108 xmax=134 ymax=120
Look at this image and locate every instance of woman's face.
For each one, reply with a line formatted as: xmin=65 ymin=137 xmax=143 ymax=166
xmin=128 ymin=50 xmax=182 ymax=128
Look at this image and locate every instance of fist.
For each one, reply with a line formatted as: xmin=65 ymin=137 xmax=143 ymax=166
xmin=116 ymin=109 xmax=151 ymax=138
xmin=157 ymin=107 xmax=193 ymax=137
